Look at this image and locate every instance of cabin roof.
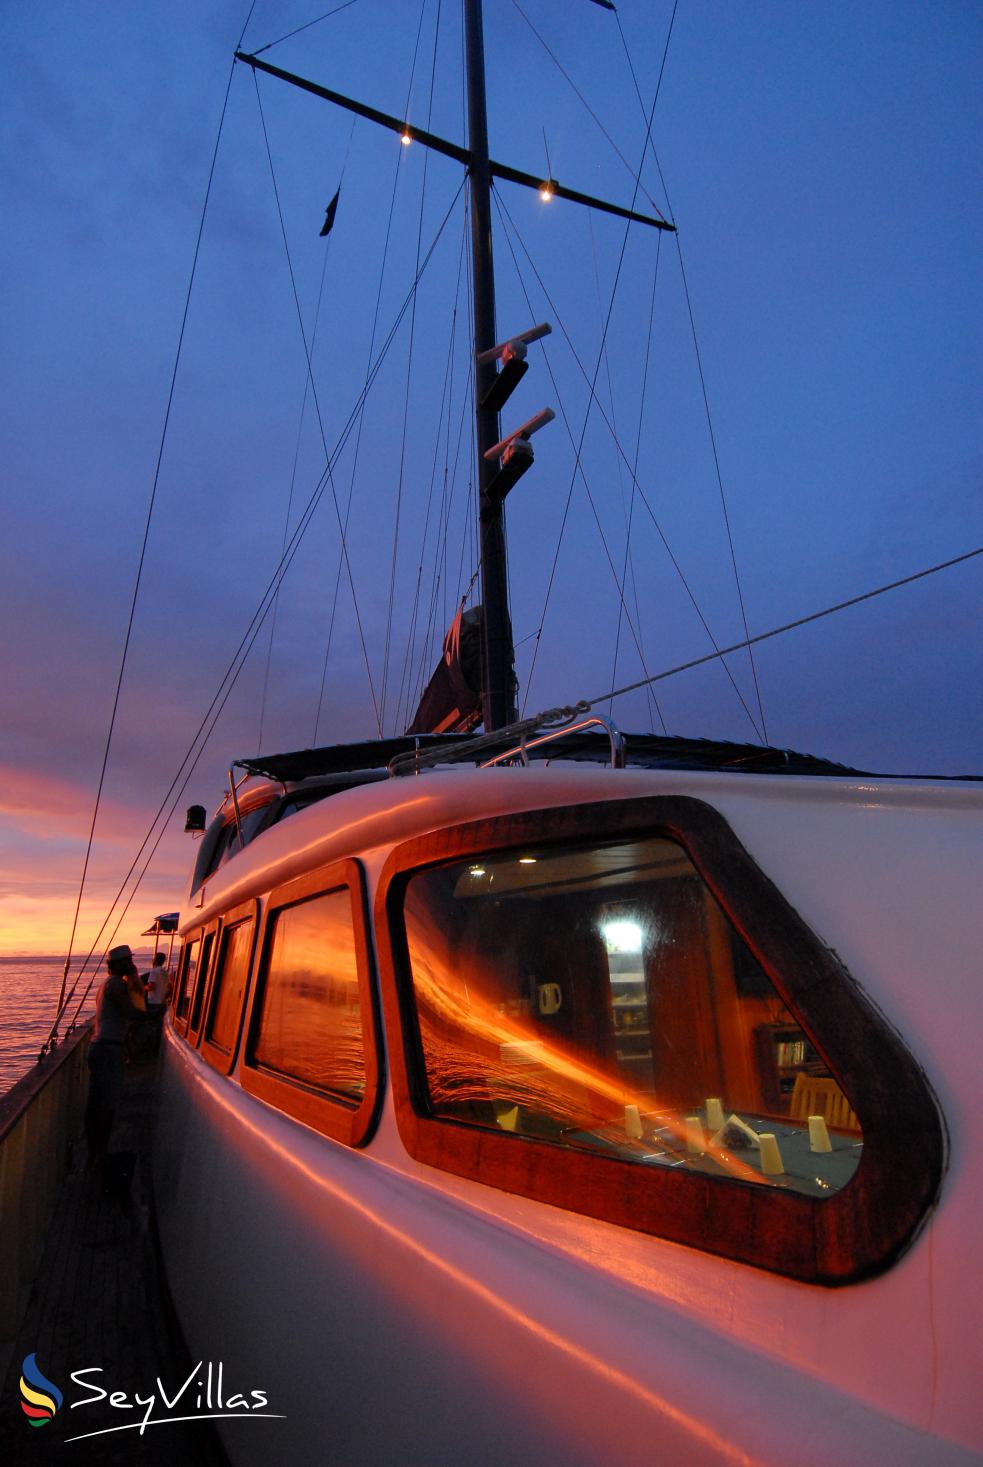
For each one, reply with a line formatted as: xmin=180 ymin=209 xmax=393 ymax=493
xmin=236 ymin=731 xmax=872 ymax=785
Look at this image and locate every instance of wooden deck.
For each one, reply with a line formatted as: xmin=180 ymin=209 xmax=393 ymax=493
xmin=0 ymin=1051 xmax=228 ymax=1464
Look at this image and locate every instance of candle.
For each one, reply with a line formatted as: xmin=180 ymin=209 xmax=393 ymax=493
xmin=808 ymin=1115 xmax=832 ymax=1153
xmin=758 ymin=1133 xmax=784 ymax=1175
xmin=624 ymin=1104 xmax=643 ymax=1139
xmin=685 ymin=1115 xmax=705 ymax=1153
xmin=705 ymin=1097 xmax=725 ymax=1132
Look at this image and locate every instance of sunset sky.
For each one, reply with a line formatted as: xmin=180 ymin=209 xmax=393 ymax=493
xmin=2 ymin=1 xmax=980 ymax=957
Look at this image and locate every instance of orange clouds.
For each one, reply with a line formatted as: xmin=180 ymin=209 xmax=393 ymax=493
xmin=0 ymin=764 xmax=189 ymax=956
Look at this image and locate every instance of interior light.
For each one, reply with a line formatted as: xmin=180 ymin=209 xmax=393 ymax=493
xmin=518 ymin=857 xmax=537 ymax=865
xmin=602 ymin=920 xmax=643 ymax=954
xmin=469 ymin=865 xmax=486 ymax=878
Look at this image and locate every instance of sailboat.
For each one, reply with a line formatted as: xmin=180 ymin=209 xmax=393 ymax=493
xmin=149 ymin=6 xmax=980 ymax=1465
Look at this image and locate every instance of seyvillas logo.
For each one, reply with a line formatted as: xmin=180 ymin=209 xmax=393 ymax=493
xmin=19 ymin=1353 xmax=63 ymax=1428
xmin=64 ymin=1360 xmax=283 ymax=1442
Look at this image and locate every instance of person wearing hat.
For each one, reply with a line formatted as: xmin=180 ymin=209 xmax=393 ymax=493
xmin=84 ymin=944 xmax=147 ymax=1173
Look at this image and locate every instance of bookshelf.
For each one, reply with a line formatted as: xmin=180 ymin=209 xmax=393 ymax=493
xmin=754 ymin=1022 xmax=823 ymax=1113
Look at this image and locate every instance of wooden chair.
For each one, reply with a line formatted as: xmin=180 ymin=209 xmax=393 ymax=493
xmin=789 ymin=1073 xmax=861 ymax=1134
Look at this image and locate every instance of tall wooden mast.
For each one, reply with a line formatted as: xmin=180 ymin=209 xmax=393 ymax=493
xmin=464 ymin=0 xmax=515 ymax=730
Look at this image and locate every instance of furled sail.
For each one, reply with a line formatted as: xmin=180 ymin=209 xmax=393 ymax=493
xmin=406 ymin=604 xmax=484 ymax=734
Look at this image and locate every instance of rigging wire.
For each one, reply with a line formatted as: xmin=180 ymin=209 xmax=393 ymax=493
xmin=491 ymin=193 xmax=666 ymax=729
xmin=252 ymin=72 xmax=383 ymax=736
xmin=48 ymin=24 xmax=254 ymax=1053
xmin=258 ymin=115 xmax=356 ymax=753
xmin=48 ymin=1 xmax=259 ymax=1048
xmin=614 ymin=6 xmax=675 ymax=223
xmin=508 ymin=13 xmax=694 ymax=723
xmin=394 ymin=212 xmax=468 ymax=732
xmin=400 ymin=215 xmax=477 ymax=726
xmin=48 ymin=178 xmax=470 ymax=1040
xmin=313 ymin=10 xmax=432 ymax=744
xmin=417 ymin=247 xmax=478 ymax=715
xmin=494 ymin=190 xmax=766 ymax=740
xmin=380 ymin=0 xmax=442 ymax=732
xmin=674 ymin=236 xmax=770 ymax=744
xmin=251 ymin=0 xmax=362 ymax=58
xmin=615 ymin=3 xmax=769 ymax=743
xmin=607 ymin=224 xmax=665 ymax=731
xmin=509 ymin=0 xmax=670 ymax=223
xmin=581 ymin=545 xmax=983 ymax=714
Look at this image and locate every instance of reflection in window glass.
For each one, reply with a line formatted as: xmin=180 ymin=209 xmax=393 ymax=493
xmin=402 ymin=836 xmax=863 ymax=1199
xmin=253 ymin=889 xmax=365 ymax=1102
xmin=189 ymin=931 xmax=214 ymax=1034
xmin=176 ymin=939 xmax=199 ymax=1019
xmin=206 ymin=919 xmax=253 ymax=1054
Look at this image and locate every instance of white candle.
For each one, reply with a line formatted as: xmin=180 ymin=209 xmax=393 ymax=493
xmin=758 ymin=1133 xmax=784 ymax=1175
xmin=685 ymin=1115 xmax=705 ymax=1153
xmin=705 ymin=1097 xmax=725 ymax=1132
xmin=624 ymin=1104 xmax=643 ymax=1139
xmin=808 ymin=1115 xmax=833 ymax=1153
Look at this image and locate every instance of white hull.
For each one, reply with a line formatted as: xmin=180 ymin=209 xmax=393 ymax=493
xmin=155 ymin=765 xmax=983 ymax=1463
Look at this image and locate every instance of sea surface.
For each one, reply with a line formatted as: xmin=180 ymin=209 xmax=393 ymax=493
xmin=0 ymin=952 xmax=156 ymax=1099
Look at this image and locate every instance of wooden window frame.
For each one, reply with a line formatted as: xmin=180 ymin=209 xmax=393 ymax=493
xmin=171 ymin=935 xmax=200 ymax=1034
xmin=185 ymin=920 xmax=220 ymax=1049
xmin=240 ymin=860 xmax=382 ymax=1148
xmin=199 ymin=900 xmax=259 ymax=1075
xmin=375 ymin=795 xmax=946 ymax=1286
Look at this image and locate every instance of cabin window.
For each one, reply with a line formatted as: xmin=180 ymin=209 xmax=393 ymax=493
xmin=204 ymin=916 xmax=254 ymax=1055
xmin=187 ymin=929 xmax=215 ymax=1040
xmin=241 ymin=860 xmax=381 ymax=1147
xmin=399 ymin=834 xmax=862 ymax=1201
xmin=253 ymin=888 xmax=366 ymax=1101
xmin=175 ymin=937 xmax=199 ymax=1023
xmin=378 ymin=796 xmax=945 ymax=1285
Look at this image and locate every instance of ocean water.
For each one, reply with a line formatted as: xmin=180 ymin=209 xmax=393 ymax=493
xmin=0 ymin=952 xmax=156 ymax=1098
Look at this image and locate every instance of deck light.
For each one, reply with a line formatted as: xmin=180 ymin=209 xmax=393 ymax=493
xmin=539 ymin=179 xmax=556 ymax=201
xmin=401 ymin=128 xmax=412 ymax=146
xmin=184 ymin=804 xmax=206 ymax=834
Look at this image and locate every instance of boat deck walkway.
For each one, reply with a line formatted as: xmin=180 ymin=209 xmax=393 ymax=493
xmin=0 ymin=1052 xmax=228 ymax=1465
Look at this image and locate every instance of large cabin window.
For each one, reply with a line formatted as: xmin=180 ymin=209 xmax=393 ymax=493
xmin=241 ymin=860 xmax=381 ymax=1147
xmin=253 ymin=889 xmax=366 ymax=1101
xmin=400 ymin=835 xmax=862 ymax=1201
xmin=378 ymin=796 xmax=945 ymax=1284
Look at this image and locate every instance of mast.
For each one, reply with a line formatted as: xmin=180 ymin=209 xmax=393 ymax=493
xmin=232 ymin=32 xmax=672 ymax=737
xmin=464 ymin=0 xmax=516 ymax=730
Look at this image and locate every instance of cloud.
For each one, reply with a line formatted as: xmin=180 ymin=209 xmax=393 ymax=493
xmin=0 ymin=764 xmax=138 ymax=844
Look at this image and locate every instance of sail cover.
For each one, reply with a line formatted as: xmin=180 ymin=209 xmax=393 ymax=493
xmin=406 ymin=604 xmax=484 ymax=735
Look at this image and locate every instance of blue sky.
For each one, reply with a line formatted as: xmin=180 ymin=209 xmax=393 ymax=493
xmin=1 ymin=0 xmax=980 ymax=952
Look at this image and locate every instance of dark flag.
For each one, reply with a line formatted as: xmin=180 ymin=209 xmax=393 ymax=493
xmin=319 ymin=187 xmax=340 ymax=238
xmin=405 ymin=604 xmax=485 ymax=735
